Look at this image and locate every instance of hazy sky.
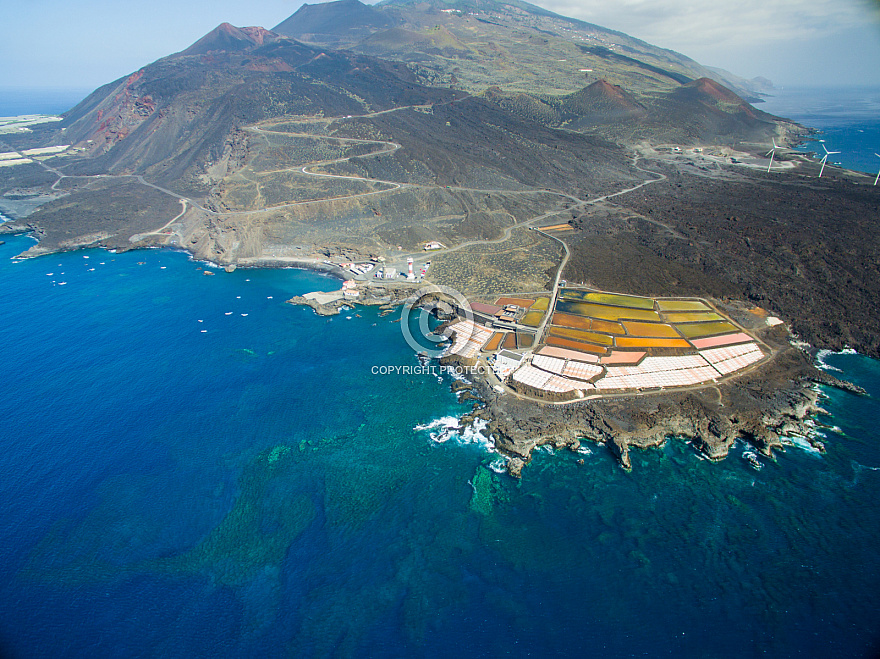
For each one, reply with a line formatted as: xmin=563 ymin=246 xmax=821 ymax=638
xmin=1 ymin=0 xmax=879 ymax=91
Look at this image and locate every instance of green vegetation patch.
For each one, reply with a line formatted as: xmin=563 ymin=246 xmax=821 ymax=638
xmin=675 ymin=321 xmax=739 ymax=339
xmin=663 ymin=312 xmax=724 ymax=324
xmin=583 ymin=292 xmax=656 ymax=310
xmin=657 ymin=299 xmax=711 ymax=312
xmin=520 ymin=311 xmax=545 ymax=327
xmin=556 ymin=300 xmax=661 ymax=322
xmin=530 ymin=297 xmax=550 ymax=311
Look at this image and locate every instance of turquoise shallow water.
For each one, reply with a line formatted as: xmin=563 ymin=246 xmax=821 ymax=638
xmin=1 ymin=233 xmax=880 ymax=657
xmin=3 ymin=86 xmax=880 ymax=656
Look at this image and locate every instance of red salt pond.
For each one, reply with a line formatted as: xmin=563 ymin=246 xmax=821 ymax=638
xmin=690 ymin=332 xmax=754 ymax=349
xmin=600 ymin=351 xmax=647 ymax=365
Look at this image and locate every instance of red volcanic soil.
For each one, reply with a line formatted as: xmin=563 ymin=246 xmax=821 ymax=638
xmin=591 ymin=80 xmax=634 ymax=105
xmin=688 ymin=78 xmax=744 ymax=104
xmin=181 ymin=23 xmax=281 ymax=57
xmin=233 ymin=25 xmax=277 ymax=46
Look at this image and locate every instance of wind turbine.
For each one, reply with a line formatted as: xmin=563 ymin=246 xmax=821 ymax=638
xmin=874 ymin=153 xmax=879 ymax=186
xmin=818 ymin=144 xmax=840 ymax=178
xmin=765 ymin=138 xmax=780 ymax=173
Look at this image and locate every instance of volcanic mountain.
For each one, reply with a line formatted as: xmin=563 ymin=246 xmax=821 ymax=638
xmin=0 ymin=0 xmax=792 ymax=256
xmin=274 ymin=0 xmax=401 ymax=46
xmin=275 ymin=0 xmax=768 ymax=99
xmin=8 ymin=0 xmax=784 ymax=199
xmin=181 ymin=23 xmax=283 ymax=56
xmin=2 ymin=0 xmax=878 ymax=362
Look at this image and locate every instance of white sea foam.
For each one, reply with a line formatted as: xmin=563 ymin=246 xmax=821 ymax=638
xmin=789 ymin=436 xmax=823 ymax=455
xmin=815 ymin=349 xmax=843 ymax=372
xmin=488 ymin=458 xmax=508 ymax=474
xmin=414 ymin=416 xmax=494 ymax=450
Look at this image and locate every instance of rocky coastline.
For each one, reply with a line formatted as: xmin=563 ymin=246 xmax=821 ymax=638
xmin=287 ymin=285 xmax=866 ymax=476
xmin=5 ymin=219 xmax=868 ymax=477
xmin=286 ymin=281 xmax=416 ymax=315
xmin=470 ymin=333 xmax=863 ymax=476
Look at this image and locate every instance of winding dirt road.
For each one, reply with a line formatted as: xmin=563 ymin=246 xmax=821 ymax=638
xmin=11 ymin=97 xmax=667 ymax=287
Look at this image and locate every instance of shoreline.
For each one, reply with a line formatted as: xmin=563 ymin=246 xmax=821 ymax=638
xmin=459 ymin=339 xmax=863 ymax=476
xmin=2 ymin=218 xmax=869 ymax=477
xmin=284 ymin=284 xmax=867 ymax=476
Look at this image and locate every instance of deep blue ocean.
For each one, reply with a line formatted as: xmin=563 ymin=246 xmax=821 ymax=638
xmin=2 ymin=92 xmax=880 ymax=658
xmin=759 ymin=87 xmax=880 ymax=177
xmin=0 ymin=89 xmax=91 ymax=118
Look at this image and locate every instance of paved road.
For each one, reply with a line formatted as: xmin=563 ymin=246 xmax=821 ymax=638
xmin=530 ymin=227 xmax=570 ymax=340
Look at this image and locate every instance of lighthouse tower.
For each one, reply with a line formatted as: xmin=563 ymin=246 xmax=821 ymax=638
xmin=407 ymin=257 xmax=415 ymax=279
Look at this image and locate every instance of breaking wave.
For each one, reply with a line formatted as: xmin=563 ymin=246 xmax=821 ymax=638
xmin=815 ymin=349 xmax=843 ymax=372
xmin=414 ymin=416 xmax=494 ymax=450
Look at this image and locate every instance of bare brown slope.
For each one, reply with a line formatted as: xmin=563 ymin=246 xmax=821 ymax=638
xmin=559 ymin=80 xmax=648 ymax=128
xmin=180 ymin=23 xmax=282 ymax=56
xmin=274 ymin=0 xmax=401 ymax=46
xmin=320 ymin=95 xmax=642 ymax=195
xmin=482 ymin=78 xmax=783 ymax=144
xmin=36 ymin=32 xmax=456 ymax=197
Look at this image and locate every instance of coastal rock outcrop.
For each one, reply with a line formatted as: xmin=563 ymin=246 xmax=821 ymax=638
xmin=480 ymin=339 xmax=844 ymax=474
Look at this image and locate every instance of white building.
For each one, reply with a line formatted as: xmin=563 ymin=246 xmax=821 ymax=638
xmin=491 ymin=350 xmax=524 ymax=381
